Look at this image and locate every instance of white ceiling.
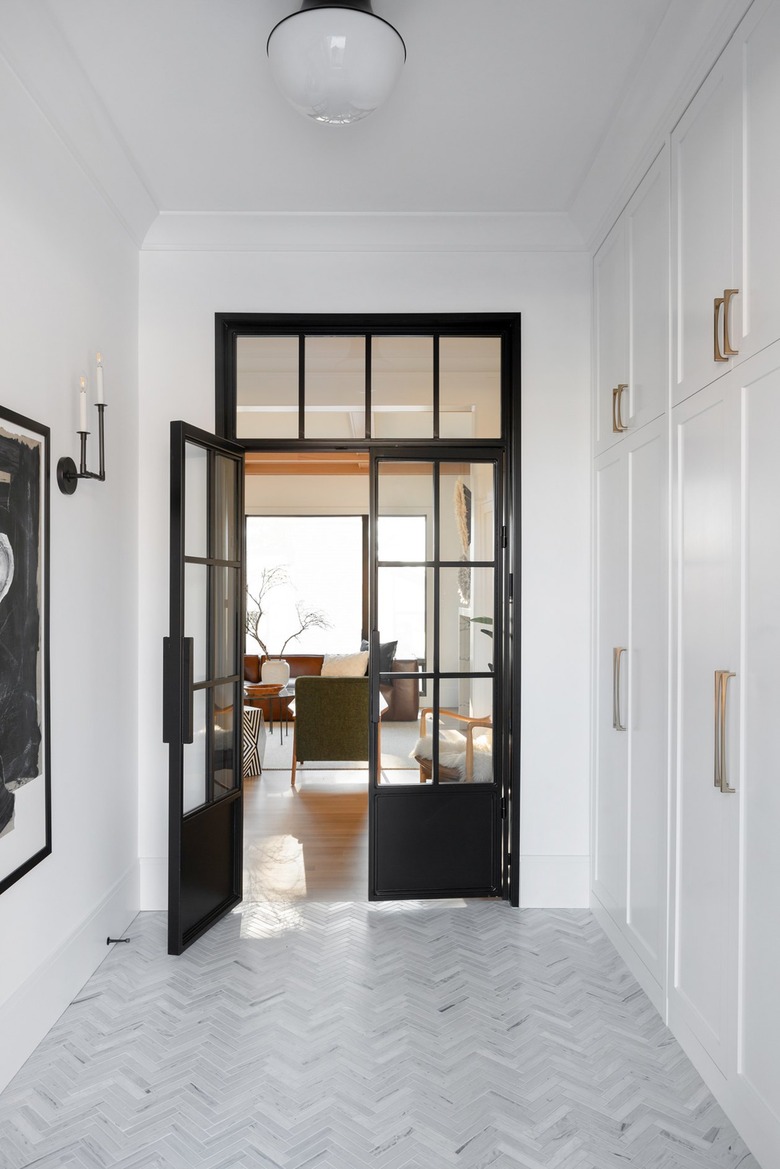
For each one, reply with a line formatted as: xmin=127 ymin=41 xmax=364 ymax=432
xmin=1 ymin=0 xmax=751 ymax=247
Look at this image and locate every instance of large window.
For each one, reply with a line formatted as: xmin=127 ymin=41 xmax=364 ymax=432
xmin=245 ymin=514 xmax=427 ymax=662
xmin=246 ymin=516 xmax=363 ymax=656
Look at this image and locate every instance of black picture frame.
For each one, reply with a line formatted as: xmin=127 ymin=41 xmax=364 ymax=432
xmin=0 ymin=406 xmax=51 ymax=895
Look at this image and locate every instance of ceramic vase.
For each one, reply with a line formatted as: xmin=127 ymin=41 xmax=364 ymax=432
xmin=261 ymin=657 xmax=290 ymax=687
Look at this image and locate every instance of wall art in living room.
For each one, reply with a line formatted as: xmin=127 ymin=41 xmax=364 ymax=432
xmin=0 ymin=407 xmax=51 ymax=895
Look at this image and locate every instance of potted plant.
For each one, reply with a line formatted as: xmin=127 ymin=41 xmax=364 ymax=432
xmin=245 ymin=565 xmax=330 ymax=686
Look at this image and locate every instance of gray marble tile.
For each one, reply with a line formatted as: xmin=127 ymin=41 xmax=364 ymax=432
xmin=0 ymin=905 xmax=760 ymax=1168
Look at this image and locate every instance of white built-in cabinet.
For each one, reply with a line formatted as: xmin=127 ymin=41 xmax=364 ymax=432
xmin=592 ymin=145 xmax=670 ymax=1012
xmin=593 ymin=446 xmax=628 ymax=916
xmin=593 ymin=3 xmax=780 ymax=1164
xmin=594 ymin=149 xmax=669 ymax=456
xmin=670 ymin=374 xmax=741 ymax=1080
xmin=593 ymin=218 xmax=628 ymax=453
xmin=739 ymin=345 xmax=780 ymax=1139
xmin=672 ymin=0 xmax=780 ymax=406
xmin=670 ymin=341 xmax=780 ymax=1162
xmin=593 ymin=419 xmax=668 ymax=1005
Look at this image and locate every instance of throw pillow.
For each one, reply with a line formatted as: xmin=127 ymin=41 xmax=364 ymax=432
xmin=359 ymin=639 xmax=398 ymax=674
xmin=321 ymin=650 xmax=370 ymax=677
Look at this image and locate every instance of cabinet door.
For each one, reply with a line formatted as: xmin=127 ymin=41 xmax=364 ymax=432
xmin=626 ymin=149 xmax=670 ymax=433
xmin=672 ymin=51 xmax=741 ymax=406
xmin=738 ymin=341 xmax=780 ymax=1150
xmin=739 ymin=0 xmax=780 ymax=361
xmin=592 ymin=448 xmax=628 ymax=916
xmin=671 ymin=378 xmax=740 ymax=1077
xmin=625 ymin=418 xmax=668 ymax=990
xmin=593 ymin=218 xmax=629 ymax=455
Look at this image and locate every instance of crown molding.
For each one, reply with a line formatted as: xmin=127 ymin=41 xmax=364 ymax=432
xmin=0 ymin=1 xmax=158 ymax=247
xmin=141 ymin=210 xmax=586 ymax=253
xmin=570 ymin=0 xmax=754 ymax=252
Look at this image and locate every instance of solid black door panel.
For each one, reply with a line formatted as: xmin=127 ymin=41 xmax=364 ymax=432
xmin=374 ymin=788 xmax=498 ymax=896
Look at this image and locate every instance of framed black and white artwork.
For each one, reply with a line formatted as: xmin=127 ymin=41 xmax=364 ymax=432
xmin=0 ymin=407 xmax=51 ymax=895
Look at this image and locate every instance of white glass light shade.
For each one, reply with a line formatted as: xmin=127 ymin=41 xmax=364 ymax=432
xmin=267 ymin=4 xmax=406 ymax=125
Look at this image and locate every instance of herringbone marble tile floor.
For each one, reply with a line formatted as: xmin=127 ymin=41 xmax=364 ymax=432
xmin=0 ymin=904 xmax=759 ymax=1169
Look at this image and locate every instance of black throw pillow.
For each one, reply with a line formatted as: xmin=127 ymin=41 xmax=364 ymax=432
xmin=360 ymin=638 xmax=398 ymax=675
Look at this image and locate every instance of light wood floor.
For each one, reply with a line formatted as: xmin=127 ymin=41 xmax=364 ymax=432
xmin=243 ymin=767 xmax=369 ymax=902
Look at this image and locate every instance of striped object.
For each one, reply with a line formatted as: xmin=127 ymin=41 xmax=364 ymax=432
xmin=241 ymin=706 xmax=265 ymax=777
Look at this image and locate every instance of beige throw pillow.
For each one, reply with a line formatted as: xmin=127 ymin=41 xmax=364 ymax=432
xmin=321 ymin=651 xmax=370 ymax=677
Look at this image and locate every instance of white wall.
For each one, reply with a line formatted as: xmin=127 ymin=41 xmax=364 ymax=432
xmin=138 ymin=248 xmax=591 ymax=909
xmin=0 ymin=55 xmax=139 ymax=1090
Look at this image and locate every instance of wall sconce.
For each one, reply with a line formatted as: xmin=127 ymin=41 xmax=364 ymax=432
xmin=57 ymin=354 xmax=107 ymax=495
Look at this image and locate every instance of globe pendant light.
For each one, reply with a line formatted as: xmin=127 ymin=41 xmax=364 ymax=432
xmin=267 ymin=0 xmax=406 ymax=125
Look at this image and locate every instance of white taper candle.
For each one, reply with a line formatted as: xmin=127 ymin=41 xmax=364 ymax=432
xmin=96 ymin=352 xmax=104 ymax=403
xmin=79 ymin=376 xmax=88 ymax=431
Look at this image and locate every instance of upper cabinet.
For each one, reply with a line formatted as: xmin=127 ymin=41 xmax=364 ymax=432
xmin=593 ymin=148 xmax=669 ymax=456
xmin=672 ymin=0 xmax=780 ymax=406
xmin=625 ymin=150 xmax=670 ymax=436
xmin=593 ymin=216 xmax=629 ymax=454
xmin=740 ymin=0 xmax=780 ymax=361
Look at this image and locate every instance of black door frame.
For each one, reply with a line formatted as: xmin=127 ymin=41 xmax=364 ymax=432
xmin=164 ymin=421 xmax=246 ymax=954
xmin=214 ymin=312 xmax=521 ymax=906
xmin=369 ymin=447 xmax=505 ymax=899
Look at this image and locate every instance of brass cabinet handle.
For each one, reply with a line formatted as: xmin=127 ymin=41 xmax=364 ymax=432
xmin=719 ymin=670 xmax=736 ymax=793
xmin=612 ymin=647 xmax=627 ymax=731
xmin=714 ymin=297 xmax=727 ymax=362
xmin=723 ymin=288 xmax=739 ymax=356
xmin=611 ymin=384 xmax=629 ymax=433
xmin=714 ymin=670 xmax=737 ymax=792
xmin=714 ymin=671 xmax=723 ymax=787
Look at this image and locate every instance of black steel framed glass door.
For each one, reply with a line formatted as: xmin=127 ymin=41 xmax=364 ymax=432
xmin=369 ymin=450 xmax=507 ymax=899
xmin=163 ymin=421 xmax=245 ymax=954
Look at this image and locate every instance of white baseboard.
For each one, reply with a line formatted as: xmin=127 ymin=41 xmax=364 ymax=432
xmin=0 ymin=863 xmax=139 ymax=1094
xmin=138 ymin=856 xmax=167 ymax=910
xmin=590 ymin=894 xmax=665 ymax=1018
xmin=593 ymin=894 xmax=778 ymax=1168
xmin=518 ymin=854 xmax=589 ymax=907
xmin=669 ymin=1007 xmax=779 ymax=1169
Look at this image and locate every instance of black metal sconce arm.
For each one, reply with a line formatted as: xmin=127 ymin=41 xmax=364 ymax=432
xmin=57 ymin=404 xmax=106 ymax=495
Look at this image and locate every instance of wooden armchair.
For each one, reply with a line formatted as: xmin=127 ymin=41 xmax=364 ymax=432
xmin=414 ymin=708 xmax=493 ymax=783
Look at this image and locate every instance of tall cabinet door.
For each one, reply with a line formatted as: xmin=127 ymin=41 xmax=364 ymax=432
xmin=739 ymin=0 xmax=780 ymax=362
xmin=624 ymin=418 xmax=668 ymax=993
xmin=626 ymin=148 xmax=669 ymax=434
xmin=671 ymin=379 xmax=740 ymax=1076
xmin=593 ymin=219 xmax=629 ymax=455
xmin=592 ymin=420 xmax=668 ymax=1001
xmin=672 ymin=49 xmax=741 ymax=406
xmin=592 ymin=448 xmax=628 ymax=915
xmin=737 ymin=340 xmax=780 ymax=1151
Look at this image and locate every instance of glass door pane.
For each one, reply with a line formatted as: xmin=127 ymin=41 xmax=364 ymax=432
xmin=370 ymin=452 xmax=502 ymax=899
